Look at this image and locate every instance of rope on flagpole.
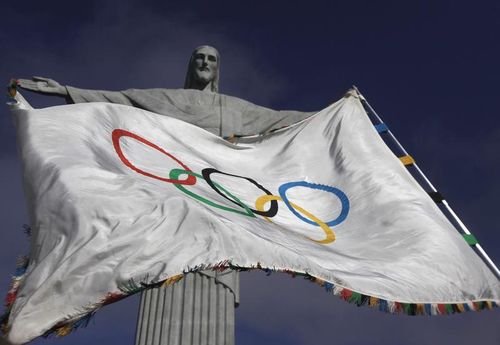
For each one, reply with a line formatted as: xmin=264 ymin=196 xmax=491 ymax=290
xmin=352 ymin=85 xmax=500 ymax=279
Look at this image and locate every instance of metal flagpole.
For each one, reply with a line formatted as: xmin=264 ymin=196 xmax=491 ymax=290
xmin=352 ymin=85 xmax=500 ymax=279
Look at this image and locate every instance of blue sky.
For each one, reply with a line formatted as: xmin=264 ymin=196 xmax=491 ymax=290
xmin=0 ymin=1 xmax=499 ymax=344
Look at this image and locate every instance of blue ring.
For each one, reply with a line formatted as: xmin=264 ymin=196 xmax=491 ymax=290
xmin=278 ymin=181 xmax=349 ymax=227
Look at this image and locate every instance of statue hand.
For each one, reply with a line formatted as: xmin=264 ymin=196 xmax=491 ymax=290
xmin=17 ymin=76 xmax=68 ymax=96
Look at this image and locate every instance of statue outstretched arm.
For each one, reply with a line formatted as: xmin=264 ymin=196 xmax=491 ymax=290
xmin=14 ymin=78 xmax=316 ymax=137
xmin=65 ymin=86 xmax=133 ymax=105
xmin=17 ymin=77 xmax=133 ymax=105
xmin=235 ymin=100 xmax=315 ymax=136
xmin=18 ymin=77 xmax=68 ymax=96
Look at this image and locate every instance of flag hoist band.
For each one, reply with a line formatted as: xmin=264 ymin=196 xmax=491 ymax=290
xmin=2 ymin=87 xmax=499 ymax=344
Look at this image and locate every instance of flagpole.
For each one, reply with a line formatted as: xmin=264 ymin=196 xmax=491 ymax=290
xmin=352 ymin=85 xmax=500 ymax=279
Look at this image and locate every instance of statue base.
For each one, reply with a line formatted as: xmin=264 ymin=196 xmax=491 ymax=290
xmin=135 ymin=270 xmax=238 ymax=345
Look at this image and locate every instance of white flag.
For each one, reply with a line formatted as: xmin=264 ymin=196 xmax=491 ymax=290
xmin=3 ymin=94 xmax=499 ymax=344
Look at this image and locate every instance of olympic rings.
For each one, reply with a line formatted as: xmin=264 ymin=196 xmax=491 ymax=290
xmin=112 ymin=129 xmax=196 ymax=185
xmin=279 ymin=181 xmax=349 ymax=227
xmin=202 ymin=168 xmax=278 ymax=217
xmin=169 ymin=169 xmax=255 ymax=218
xmin=255 ymin=195 xmax=335 ymax=244
xmin=112 ymin=129 xmax=350 ymax=245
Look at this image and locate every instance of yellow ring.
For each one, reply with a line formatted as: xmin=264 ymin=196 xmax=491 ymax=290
xmin=255 ymin=195 xmax=336 ymax=244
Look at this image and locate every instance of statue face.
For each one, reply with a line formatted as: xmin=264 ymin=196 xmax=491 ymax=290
xmin=191 ymin=46 xmax=219 ymax=84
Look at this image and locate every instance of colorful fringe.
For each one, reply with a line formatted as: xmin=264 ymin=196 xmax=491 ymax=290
xmin=2 ymin=254 xmax=498 ymax=339
xmin=0 ymin=225 xmax=32 ymax=336
xmin=1 ymin=255 xmax=29 ymax=335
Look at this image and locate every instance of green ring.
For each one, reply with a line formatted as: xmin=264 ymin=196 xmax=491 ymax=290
xmin=170 ymin=169 xmax=255 ymax=218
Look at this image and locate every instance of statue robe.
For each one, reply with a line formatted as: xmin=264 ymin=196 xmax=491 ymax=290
xmin=66 ymin=86 xmax=315 ymax=137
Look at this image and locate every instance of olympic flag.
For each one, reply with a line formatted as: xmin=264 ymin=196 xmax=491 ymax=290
xmin=3 ymin=94 xmax=499 ymax=344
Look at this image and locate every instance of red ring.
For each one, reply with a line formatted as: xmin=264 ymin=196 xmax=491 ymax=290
xmin=112 ymin=129 xmax=196 ymax=185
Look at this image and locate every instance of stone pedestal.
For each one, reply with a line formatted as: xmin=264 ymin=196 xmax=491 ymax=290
xmin=135 ymin=270 xmax=239 ymax=345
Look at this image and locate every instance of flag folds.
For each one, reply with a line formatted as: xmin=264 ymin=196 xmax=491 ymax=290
xmin=4 ymin=94 xmax=499 ymax=343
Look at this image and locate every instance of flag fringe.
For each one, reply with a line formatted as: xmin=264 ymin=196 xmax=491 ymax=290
xmin=2 ymin=257 xmax=498 ymax=339
xmin=0 ymin=252 xmax=29 ymax=335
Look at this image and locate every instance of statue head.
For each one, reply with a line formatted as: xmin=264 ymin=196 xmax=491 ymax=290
xmin=184 ymin=45 xmax=220 ymax=93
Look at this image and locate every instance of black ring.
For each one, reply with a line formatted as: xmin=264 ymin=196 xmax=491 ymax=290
xmin=201 ymin=168 xmax=278 ymax=217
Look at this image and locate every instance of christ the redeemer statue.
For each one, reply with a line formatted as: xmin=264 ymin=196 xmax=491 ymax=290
xmin=18 ymin=45 xmax=314 ymax=345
